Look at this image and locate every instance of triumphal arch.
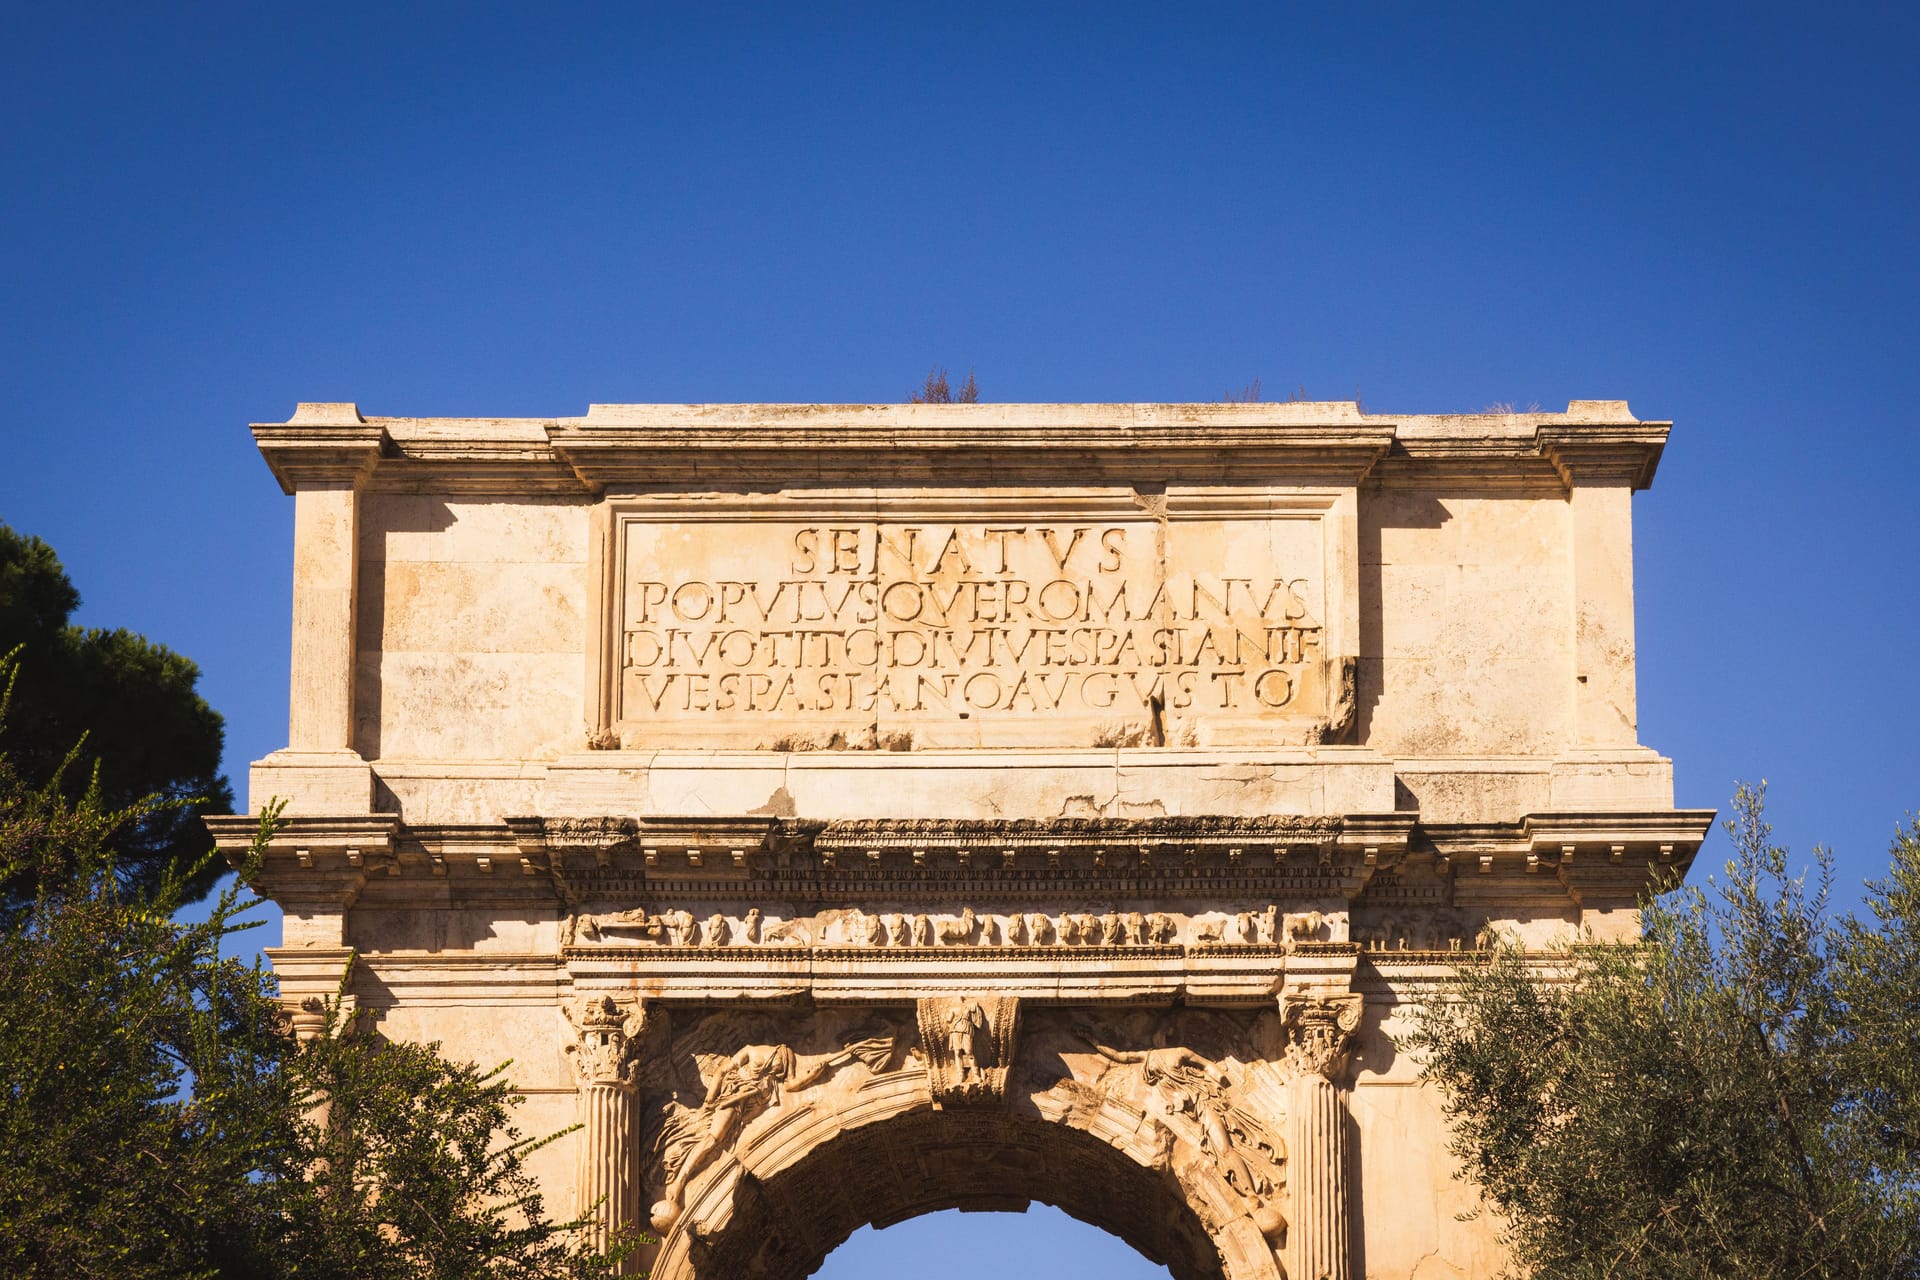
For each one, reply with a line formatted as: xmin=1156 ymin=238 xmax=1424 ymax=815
xmin=212 ymin=400 xmax=1711 ymax=1279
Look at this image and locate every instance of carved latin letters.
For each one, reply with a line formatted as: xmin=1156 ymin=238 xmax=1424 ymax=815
xmin=616 ymin=517 xmax=1340 ymax=740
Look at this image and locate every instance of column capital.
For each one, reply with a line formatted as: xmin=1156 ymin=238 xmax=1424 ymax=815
xmin=1278 ymin=990 xmax=1365 ymax=1081
xmin=565 ymin=994 xmax=646 ymax=1089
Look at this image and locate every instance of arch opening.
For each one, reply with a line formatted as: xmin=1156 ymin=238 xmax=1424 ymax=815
xmin=658 ymin=1105 xmax=1237 ymax=1280
xmin=820 ymin=1204 xmax=1176 ymax=1279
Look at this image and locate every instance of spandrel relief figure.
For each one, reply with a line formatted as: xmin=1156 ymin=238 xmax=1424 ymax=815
xmin=650 ymin=1016 xmax=903 ymax=1233
xmin=653 ymin=1041 xmax=796 ymax=1231
xmin=1069 ymin=1020 xmax=1283 ymax=1204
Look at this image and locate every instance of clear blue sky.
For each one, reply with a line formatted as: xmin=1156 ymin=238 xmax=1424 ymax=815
xmin=4 ymin=5 xmax=1916 ymax=1275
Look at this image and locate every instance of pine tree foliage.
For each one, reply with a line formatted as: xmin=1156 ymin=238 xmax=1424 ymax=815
xmin=0 ymin=523 xmax=234 ymax=907
xmin=1403 ymin=784 xmax=1920 ymax=1279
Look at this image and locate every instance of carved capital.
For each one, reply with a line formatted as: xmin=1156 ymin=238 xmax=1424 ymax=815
xmin=288 ymin=996 xmax=330 ymax=1045
xmin=565 ymin=994 xmax=645 ymax=1089
xmin=1278 ymin=991 xmax=1364 ymax=1081
xmin=918 ymin=996 xmax=1020 ymax=1105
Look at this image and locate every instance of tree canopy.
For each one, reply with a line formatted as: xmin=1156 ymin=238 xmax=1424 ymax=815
xmin=1404 ymin=785 xmax=1920 ymax=1279
xmin=0 ymin=522 xmax=232 ymax=907
xmin=0 ymin=652 xmax=635 ymax=1278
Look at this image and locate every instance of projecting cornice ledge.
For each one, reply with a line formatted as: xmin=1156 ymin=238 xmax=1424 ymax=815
xmin=251 ymin=403 xmax=391 ymax=494
xmin=1536 ymin=406 xmax=1671 ymax=490
xmin=545 ymin=403 xmax=1400 ymax=489
xmin=246 ymin=401 xmax=1680 ymax=495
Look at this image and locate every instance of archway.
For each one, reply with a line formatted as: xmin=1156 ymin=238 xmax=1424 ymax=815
xmin=651 ymin=1070 xmax=1272 ymax=1280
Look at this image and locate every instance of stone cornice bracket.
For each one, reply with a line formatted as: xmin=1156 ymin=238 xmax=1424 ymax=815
xmin=203 ymin=813 xmax=400 ymax=911
xmin=1525 ymin=808 xmax=1716 ymax=908
xmin=547 ymin=403 xmax=1398 ymax=489
xmin=511 ymin=815 xmax=783 ymax=886
xmin=1278 ymin=989 xmax=1366 ymax=1082
xmin=1330 ymin=812 xmax=1416 ymax=892
xmin=251 ymin=403 xmax=391 ymax=494
xmin=805 ymin=814 xmax=1411 ymax=885
xmin=917 ymin=995 xmax=1021 ymax=1107
xmin=1437 ymin=809 xmax=1716 ymax=912
xmin=1535 ymin=403 xmax=1671 ymax=491
xmin=564 ymin=993 xmax=646 ymax=1089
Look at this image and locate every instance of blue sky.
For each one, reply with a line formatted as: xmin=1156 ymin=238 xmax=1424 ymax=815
xmin=4 ymin=5 xmax=1917 ymax=1275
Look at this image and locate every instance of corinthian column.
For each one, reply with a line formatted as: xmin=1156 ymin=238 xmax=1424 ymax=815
xmin=1279 ymin=991 xmax=1364 ymax=1280
xmin=565 ymin=995 xmax=644 ymax=1268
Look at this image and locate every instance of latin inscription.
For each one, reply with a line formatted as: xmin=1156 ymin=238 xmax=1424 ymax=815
xmin=617 ymin=518 xmax=1329 ymax=735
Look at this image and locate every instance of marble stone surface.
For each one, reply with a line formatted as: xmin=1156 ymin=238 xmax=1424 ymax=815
xmin=221 ymin=400 xmax=1712 ymax=1279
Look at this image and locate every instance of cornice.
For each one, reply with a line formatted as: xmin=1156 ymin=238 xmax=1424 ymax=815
xmin=251 ymin=402 xmax=1681 ymax=498
xmin=248 ymin=400 xmax=1675 ymax=495
xmin=206 ymin=813 xmax=401 ymax=907
xmin=546 ymin=406 xmax=1398 ymax=490
xmin=251 ymin=403 xmax=390 ymax=494
xmin=224 ymin=809 xmax=1719 ymax=913
xmin=1535 ymin=422 xmax=1671 ymax=490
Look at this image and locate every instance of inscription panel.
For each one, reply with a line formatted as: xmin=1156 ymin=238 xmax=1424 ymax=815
xmin=605 ymin=493 xmax=1351 ymax=749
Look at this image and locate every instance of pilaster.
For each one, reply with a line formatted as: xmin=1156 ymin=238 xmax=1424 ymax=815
xmin=564 ymin=995 xmax=645 ymax=1270
xmin=1278 ymin=961 xmax=1364 ymax=1280
xmin=251 ymin=403 xmax=387 ymax=812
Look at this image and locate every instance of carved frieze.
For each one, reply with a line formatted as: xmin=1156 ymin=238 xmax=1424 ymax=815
xmin=561 ymin=902 xmax=1350 ymax=953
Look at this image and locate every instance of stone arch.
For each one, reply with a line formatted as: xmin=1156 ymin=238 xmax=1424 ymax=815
xmin=650 ymin=1070 xmax=1283 ymax=1280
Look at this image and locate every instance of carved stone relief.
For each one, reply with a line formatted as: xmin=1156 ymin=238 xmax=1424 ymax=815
xmin=917 ymin=996 xmax=1021 ymax=1104
xmin=1349 ymin=907 xmax=1474 ymax=952
xmin=563 ymin=907 xmax=812 ymax=948
xmin=1278 ymin=992 xmax=1365 ymax=1081
xmin=562 ymin=903 xmax=1345 ymax=950
xmin=564 ymin=993 xmax=645 ymax=1088
xmin=644 ymin=1009 xmax=914 ymax=1233
xmin=1027 ymin=1007 xmax=1290 ymax=1251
